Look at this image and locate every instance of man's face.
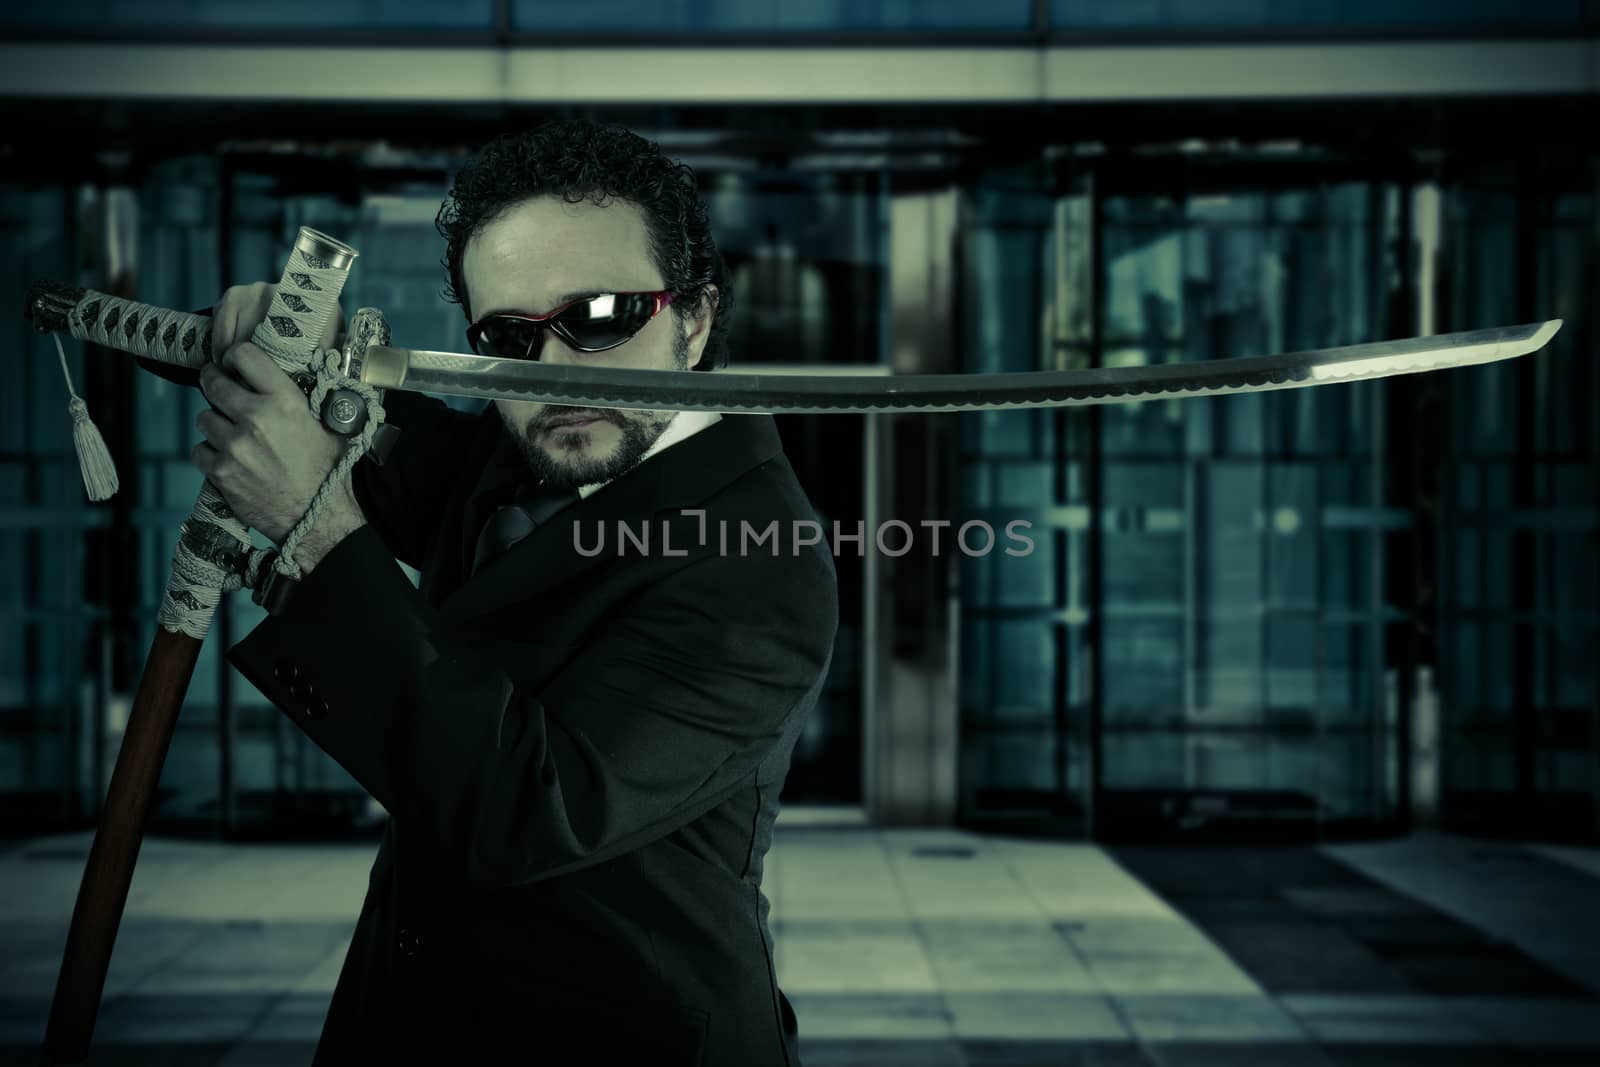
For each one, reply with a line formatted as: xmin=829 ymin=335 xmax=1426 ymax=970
xmin=462 ymin=195 xmax=714 ymax=491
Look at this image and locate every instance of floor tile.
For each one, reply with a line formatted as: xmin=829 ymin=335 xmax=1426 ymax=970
xmin=921 ymin=920 xmax=1099 ymax=993
xmin=801 ymin=1037 xmax=966 ymax=1066
xmin=1112 ymin=994 xmax=1309 ymax=1042
xmin=776 ymin=930 xmax=939 ymax=993
xmin=945 ymin=992 xmax=1129 ymax=1040
xmin=789 ymin=992 xmax=952 ymax=1039
xmin=962 ymin=1038 xmax=1153 ymax=1066
xmin=2 ymin=817 xmax=1597 ymax=1062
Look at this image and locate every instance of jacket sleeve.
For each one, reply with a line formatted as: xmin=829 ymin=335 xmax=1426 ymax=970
xmin=346 ymin=391 xmax=479 ymax=570
xmin=225 ymin=522 xmax=839 ymax=887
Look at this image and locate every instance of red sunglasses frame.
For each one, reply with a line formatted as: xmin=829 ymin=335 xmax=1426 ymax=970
xmin=465 ymin=290 xmax=680 ymax=358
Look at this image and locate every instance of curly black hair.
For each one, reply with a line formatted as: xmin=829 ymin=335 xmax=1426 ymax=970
xmin=435 ymin=119 xmax=733 ymax=371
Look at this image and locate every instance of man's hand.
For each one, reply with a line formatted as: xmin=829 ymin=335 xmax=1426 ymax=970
xmin=192 ymin=341 xmax=360 ymax=554
xmin=209 ymin=280 xmax=345 ymax=351
xmin=192 ymin=283 xmax=361 ymax=567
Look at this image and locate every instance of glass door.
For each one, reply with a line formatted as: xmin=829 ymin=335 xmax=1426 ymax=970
xmin=1093 ymin=178 xmax=1406 ymax=838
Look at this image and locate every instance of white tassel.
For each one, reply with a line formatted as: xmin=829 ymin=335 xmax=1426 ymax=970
xmin=54 ymin=334 xmax=120 ymax=501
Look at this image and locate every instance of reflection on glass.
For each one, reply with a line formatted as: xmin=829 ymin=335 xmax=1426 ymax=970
xmin=1050 ymin=0 xmax=1582 ymax=31
xmin=518 ymin=0 xmax=1034 ymax=31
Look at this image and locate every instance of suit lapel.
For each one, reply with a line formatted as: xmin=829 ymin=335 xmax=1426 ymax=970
xmin=407 ymin=410 xmax=525 ymax=608
xmin=436 ymin=413 xmax=785 ymax=628
xmin=455 ymin=418 xmax=538 ymax=587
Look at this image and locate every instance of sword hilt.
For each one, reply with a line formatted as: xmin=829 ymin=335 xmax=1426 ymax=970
xmin=160 ymin=227 xmax=361 ymax=637
xmin=26 ymin=278 xmax=218 ymax=369
xmin=24 ymin=272 xmax=398 ymax=461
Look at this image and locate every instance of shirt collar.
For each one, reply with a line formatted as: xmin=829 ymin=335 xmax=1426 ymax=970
xmin=576 ymin=409 xmax=723 ymax=500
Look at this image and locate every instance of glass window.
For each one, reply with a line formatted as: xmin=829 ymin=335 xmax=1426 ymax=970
xmin=4 ymin=0 xmax=495 ymax=30
xmin=517 ymin=0 xmax=1034 ymax=32
xmin=1051 ymin=0 xmax=1581 ymax=31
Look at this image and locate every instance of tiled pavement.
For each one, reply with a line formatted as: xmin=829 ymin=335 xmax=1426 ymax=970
xmin=1 ymin=809 xmax=1597 ymax=1065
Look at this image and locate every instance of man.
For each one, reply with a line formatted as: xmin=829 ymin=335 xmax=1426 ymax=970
xmin=192 ymin=120 xmax=838 ymax=1065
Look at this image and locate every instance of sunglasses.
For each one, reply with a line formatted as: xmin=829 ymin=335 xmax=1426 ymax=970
xmin=466 ymin=290 xmax=679 ymax=359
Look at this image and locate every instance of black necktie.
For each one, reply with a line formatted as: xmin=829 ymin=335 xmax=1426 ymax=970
xmin=471 ymin=481 xmax=581 ymax=576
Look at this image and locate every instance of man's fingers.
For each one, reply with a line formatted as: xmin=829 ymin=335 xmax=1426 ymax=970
xmin=212 ymin=296 xmax=241 ymax=355
xmin=195 ymin=406 xmax=239 ymax=448
xmin=213 ymin=281 xmax=343 ymax=355
xmin=190 ymin=439 xmax=220 ymax=478
xmin=211 ymin=282 xmax=278 ymax=353
xmin=218 ymin=342 xmax=295 ymax=397
xmin=198 ymin=360 xmax=260 ymax=418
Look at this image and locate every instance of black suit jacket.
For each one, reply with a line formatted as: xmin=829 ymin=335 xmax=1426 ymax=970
xmin=226 ymin=390 xmax=839 ymax=1066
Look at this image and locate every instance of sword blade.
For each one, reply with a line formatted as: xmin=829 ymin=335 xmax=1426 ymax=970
xmin=358 ymin=320 xmax=1561 ymax=415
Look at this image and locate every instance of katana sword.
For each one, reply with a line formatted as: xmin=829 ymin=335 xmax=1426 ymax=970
xmin=17 ymin=268 xmax=1565 ymax=1066
xmin=26 ymin=233 xmax=359 ymax=1066
xmin=25 ymin=280 xmax=1563 ymax=418
xmin=358 ymin=319 xmax=1562 ymax=413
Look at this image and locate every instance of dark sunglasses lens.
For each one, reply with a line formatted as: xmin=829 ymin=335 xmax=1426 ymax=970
xmin=555 ymin=293 xmax=657 ymax=350
xmin=472 ymin=317 xmax=540 ymax=359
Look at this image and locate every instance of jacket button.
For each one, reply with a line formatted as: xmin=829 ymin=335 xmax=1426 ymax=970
xmin=289 ymin=680 xmax=311 ymax=704
xmin=273 ymin=659 xmax=298 ymax=683
xmin=396 ymin=927 xmax=421 ymax=958
xmin=308 ymin=696 xmax=331 ymax=720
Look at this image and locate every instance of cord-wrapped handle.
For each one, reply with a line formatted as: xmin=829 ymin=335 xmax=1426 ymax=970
xmin=26 ymin=279 xmax=220 ymax=370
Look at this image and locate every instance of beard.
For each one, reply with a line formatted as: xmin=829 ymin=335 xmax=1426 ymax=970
xmin=498 ymin=329 xmax=690 ymax=491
